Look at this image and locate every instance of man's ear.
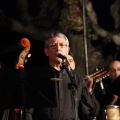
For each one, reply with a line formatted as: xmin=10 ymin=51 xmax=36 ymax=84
xmin=44 ymin=48 xmax=49 ymax=56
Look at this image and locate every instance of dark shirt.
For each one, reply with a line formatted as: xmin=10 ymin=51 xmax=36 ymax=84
xmin=94 ymin=77 xmax=120 ymax=107
xmin=93 ymin=77 xmax=120 ymax=120
xmin=31 ymin=64 xmax=100 ymax=120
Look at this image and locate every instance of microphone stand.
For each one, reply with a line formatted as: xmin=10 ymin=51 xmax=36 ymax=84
xmin=61 ymin=59 xmax=78 ymax=90
xmin=61 ymin=59 xmax=79 ymax=120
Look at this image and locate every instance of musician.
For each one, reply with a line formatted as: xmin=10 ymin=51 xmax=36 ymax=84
xmin=87 ymin=60 xmax=120 ymax=120
xmin=31 ymin=32 xmax=100 ymax=120
xmin=97 ymin=60 xmax=120 ymax=106
xmin=107 ymin=60 xmax=120 ymax=105
xmin=66 ymin=52 xmax=76 ymax=70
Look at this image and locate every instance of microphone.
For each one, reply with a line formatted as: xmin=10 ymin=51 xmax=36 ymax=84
xmin=57 ymin=53 xmax=67 ymax=59
xmin=99 ymin=80 xmax=106 ymax=95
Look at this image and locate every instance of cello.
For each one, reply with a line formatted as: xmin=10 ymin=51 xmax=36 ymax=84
xmin=15 ymin=37 xmax=31 ymax=69
xmin=2 ymin=37 xmax=31 ymax=120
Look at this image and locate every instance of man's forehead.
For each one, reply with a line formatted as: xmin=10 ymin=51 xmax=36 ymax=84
xmin=110 ymin=61 xmax=120 ymax=68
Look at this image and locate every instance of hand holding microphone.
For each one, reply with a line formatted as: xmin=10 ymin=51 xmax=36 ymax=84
xmin=56 ymin=53 xmax=72 ymax=70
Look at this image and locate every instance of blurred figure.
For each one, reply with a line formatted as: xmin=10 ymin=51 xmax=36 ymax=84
xmin=109 ymin=60 xmax=120 ymax=81
xmin=87 ymin=60 xmax=120 ymax=120
xmin=66 ymin=52 xmax=76 ymax=70
xmin=107 ymin=60 xmax=120 ymax=105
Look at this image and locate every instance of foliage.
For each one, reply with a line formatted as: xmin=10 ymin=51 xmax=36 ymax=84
xmin=59 ymin=0 xmax=83 ymax=33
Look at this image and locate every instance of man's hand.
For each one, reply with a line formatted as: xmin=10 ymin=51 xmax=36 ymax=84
xmin=86 ymin=76 xmax=94 ymax=93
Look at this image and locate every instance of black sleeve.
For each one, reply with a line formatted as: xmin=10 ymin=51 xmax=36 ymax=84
xmin=78 ymin=75 xmax=100 ymax=120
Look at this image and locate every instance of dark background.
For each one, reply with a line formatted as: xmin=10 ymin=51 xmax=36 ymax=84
xmin=0 ymin=0 xmax=117 ymax=69
xmin=0 ymin=27 xmax=48 ymax=68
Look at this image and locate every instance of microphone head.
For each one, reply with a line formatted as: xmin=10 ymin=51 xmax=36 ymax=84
xmin=56 ymin=53 xmax=67 ymax=59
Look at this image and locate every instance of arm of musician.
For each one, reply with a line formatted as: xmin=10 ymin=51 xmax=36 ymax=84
xmin=110 ymin=94 xmax=119 ymax=105
xmin=85 ymin=77 xmax=94 ymax=93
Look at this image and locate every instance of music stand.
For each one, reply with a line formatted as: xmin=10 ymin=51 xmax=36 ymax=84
xmin=0 ymin=67 xmax=57 ymax=109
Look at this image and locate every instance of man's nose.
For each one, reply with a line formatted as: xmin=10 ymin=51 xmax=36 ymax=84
xmin=56 ymin=44 xmax=62 ymax=49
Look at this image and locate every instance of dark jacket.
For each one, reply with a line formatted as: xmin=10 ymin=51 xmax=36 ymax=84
xmin=31 ymin=65 xmax=100 ymax=120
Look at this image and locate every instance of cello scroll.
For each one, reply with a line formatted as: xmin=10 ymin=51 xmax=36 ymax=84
xmin=15 ymin=37 xmax=31 ymax=69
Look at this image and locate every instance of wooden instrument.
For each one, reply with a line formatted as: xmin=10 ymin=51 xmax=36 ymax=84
xmin=2 ymin=37 xmax=31 ymax=120
xmin=15 ymin=37 xmax=31 ymax=69
xmin=14 ymin=37 xmax=31 ymax=113
xmin=85 ymin=66 xmax=109 ymax=82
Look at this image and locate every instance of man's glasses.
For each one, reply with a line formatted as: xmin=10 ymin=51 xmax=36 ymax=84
xmin=48 ymin=43 xmax=67 ymax=49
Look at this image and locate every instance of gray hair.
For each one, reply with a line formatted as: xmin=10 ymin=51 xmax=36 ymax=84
xmin=44 ymin=32 xmax=69 ymax=48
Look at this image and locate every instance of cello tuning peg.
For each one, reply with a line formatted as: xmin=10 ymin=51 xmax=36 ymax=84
xmin=27 ymin=53 xmax=31 ymax=58
xmin=95 ymin=67 xmax=98 ymax=71
xmin=25 ymin=54 xmax=31 ymax=63
xmin=25 ymin=59 xmax=28 ymax=63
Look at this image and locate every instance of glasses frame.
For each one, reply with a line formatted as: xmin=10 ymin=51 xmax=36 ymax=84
xmin=48 ymin=43 xmax=68 ymax=49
